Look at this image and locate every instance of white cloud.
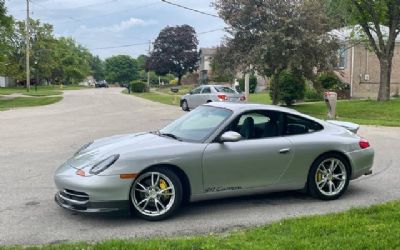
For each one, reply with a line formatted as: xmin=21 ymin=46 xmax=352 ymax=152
xmin=77 ymin=17 xmax=157 ymax=34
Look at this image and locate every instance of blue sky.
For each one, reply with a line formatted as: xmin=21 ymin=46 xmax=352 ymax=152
xmin=5 ymin=0 xmax=227 ymax=59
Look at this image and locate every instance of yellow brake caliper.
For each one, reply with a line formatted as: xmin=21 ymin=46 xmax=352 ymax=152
xmin=159 ymin=179 xmax=169 ymax=198
xmin=159 ymin=179 xmax=168 ymax=190
xmin=317 ymin=172 xmax=322 ymax=182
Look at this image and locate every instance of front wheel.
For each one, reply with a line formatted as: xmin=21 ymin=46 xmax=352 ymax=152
xmin=307 ymin=153 xmax=350 ymax=200
xmin=130 ymin=168 xmax=183 ymax=221
xmin=181 ymin=100 xmax=189 ymax=111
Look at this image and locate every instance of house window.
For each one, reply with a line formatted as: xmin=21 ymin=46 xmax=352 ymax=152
xmin=338 ymin=47 xmax=348 ymax=69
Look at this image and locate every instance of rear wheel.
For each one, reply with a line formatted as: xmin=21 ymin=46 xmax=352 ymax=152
xmin=307 ymin=153 xmax=350 ymax=200
xmin=181 ymin=100 xmax=189 ymax=111
xmin=130 ymin=168 xmax=183 ymax=221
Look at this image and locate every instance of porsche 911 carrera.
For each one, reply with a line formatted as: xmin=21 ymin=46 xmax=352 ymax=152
xmin=54 ymin=103 xmax=374 ymax=220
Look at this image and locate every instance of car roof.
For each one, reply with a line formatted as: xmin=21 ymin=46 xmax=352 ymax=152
xmin=204 ymin=102 xmax=302 ymax=115
xmin=197 ymin=84 xmax=233 ymax=89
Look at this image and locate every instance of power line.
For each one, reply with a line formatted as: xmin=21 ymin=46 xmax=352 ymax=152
xmin=160 ymin=0 xmax=219 ymax=18
xmin=198 ymin=28 xmax=225 ymax=35
xmin=91 ymin=28 xmax=226 ymax=51
xmin=92 ymin=42 xmax=150 ymax=50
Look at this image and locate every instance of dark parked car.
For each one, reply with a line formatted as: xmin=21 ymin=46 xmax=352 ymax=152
xmin=95 ymin=81 xmax=109 ymax=88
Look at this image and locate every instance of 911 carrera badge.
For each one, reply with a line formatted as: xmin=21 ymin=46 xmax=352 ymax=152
xmin=205 ymin=186 xmax=242 ymax=193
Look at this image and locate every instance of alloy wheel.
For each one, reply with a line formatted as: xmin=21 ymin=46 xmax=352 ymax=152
xmin=315 ymin=158 xmax=347 ymax=196
xmin=131 ymin=172 xmax=176 ymax=217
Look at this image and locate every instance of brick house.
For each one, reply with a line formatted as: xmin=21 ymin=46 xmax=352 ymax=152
xmin=198 ymin=47 xmax=268 ymax=91
xmin=333 ymin=26 xmax=400 ymax=99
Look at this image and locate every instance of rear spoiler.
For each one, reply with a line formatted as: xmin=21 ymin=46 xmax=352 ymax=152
xmin=326 ymin=120 xmax=360 ymax=134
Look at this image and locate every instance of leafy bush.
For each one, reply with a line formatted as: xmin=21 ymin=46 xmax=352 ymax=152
xmin=169 ymin=79 xmax=178 ymax=85
xmin=130 ymin=80 xmax=149 ymax=93
xmin=277 ymin=70 xmax=305 ymax=106
xmin=304 ymin=87 xmax=323 ymax=102
xmin=239 ymin=75 xmax=258 ymax=93
xmin=316 ymin=72 xmax=341 ymax=90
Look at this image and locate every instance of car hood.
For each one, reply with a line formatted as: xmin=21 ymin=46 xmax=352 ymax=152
xmin=68 ymin=132 xmax=182 ymax=169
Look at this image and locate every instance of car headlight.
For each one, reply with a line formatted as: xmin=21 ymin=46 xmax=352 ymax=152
xmin=75 ymin=141 xmax=93 ymax=156
xmin=89 ymin=154 xmax=120 ymax=175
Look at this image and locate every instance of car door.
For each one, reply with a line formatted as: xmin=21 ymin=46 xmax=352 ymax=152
xmin=187 ymin=86 xmax=203 ymax=109
xmin=202 ymin=111 xmax=294 ymax=192
xmin=200 ymin=86 xmax=212 ymax=104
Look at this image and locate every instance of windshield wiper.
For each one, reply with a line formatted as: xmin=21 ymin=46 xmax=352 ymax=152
xmin=159 ymin=132 xmax=182 ymax=141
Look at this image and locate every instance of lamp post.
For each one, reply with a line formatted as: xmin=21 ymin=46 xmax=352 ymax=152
xmin=34 ymin=60 xmax=38 ymax=92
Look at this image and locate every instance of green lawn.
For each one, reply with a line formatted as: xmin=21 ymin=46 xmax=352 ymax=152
xmin=294 ymin=99 xmax=400 ymax=126
xmin=4 ymin=200 xmax=400 ymax=250
xmin=127 ymin=91 xmax=182 ymax=106
xmin=0 ymin=96 xmax=63 ymax=111
xmin=0 ymin=85 xmax=87 ymax=96
xmin=248 ymin=92 xmax=272 ymax=104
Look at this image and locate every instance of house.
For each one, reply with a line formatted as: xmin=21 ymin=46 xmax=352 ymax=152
xmin=332 ymin=26 xmax=400 ymax=99
xmin=198 ymin=48 xmax=217 ymax=84
xmin=0 ymin=76 xmax=16 ymax=87
xmin=198 ymin=47 xmax=268 ymax=91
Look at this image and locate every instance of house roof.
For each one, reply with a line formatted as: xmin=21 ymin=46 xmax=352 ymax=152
xmin=330 ymin=25 xmax=400 ymax=43
xmin=200 ymin=48 xmax=217 ymax=56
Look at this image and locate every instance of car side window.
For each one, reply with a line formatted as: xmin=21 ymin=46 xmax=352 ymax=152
xmin=191 ymin=87 xmax=202 ymax=94
xmin=284 ymin=114 xmax=323 ymax=135
xmin=229 ymin=111 xmax=281 ymax=140
xmin=202 ymin=87 xmax=211 ymax=94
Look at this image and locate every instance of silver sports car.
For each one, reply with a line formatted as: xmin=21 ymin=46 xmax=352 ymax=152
xmin=54 ymin=103 xmax=374 ymax=220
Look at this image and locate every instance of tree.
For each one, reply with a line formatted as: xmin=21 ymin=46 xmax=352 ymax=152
xmin=148 ymin=25 xmax=199 ymax=85
xmin=213 ymin=0 xmax=339 ymax=104
xmin=0 ymin=0 xmax=13 ymax=74
xmin=136 ymin=54 xmax=147 ymax=71
xmin=89 ymin=55 xmax=105 ymax=81
xmin=105 ymin=55 xmax=138 ymax=84
xmin=49 ymin=37 xmax=91 ymax=85
xmin=211 ymin=45 xmax=237 ymax=82
xmin=325 ymin=0 xmax=400 ymax=101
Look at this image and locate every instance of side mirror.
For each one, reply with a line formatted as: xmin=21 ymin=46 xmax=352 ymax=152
xmin=189 ymin=91 xmax=193 ymax=95
xmin=220 ymin=131 xmax=242 ymax=143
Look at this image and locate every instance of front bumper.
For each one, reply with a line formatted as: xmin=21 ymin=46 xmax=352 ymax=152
xmin=54 ymin=162 xmax=134 ymax=213
xmin=55 ymin=191 xmax=129 ymax=213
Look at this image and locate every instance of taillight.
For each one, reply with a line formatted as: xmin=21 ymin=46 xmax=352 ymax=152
xmin=240 ymin=96 xmax=246 ymax=101
xmin=217 ymin=94 xmax=228 ymax=101
xmin=359 ymin=138 xmax=370 ymax=149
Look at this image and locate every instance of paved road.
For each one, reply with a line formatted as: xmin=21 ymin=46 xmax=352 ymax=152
xmin=0 ymin=88 xmax=399 ymax=246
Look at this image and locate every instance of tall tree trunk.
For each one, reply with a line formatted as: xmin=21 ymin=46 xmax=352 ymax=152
xmin=177 ymin=75 xmax=182 ymax=86
xmin=271 ymin=73 xmax=280 ymax=105
xmin=377 ymin=58 xmax=392 ymax=101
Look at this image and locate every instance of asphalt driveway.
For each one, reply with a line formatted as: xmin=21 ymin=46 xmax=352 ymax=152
xmin=0 ymin=88 xmax=399 ymax=246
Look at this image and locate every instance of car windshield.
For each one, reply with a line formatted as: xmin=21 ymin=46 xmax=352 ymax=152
xmin=159 ymin=106 xmax=232 ymax=142
xmin=215 ymin=86 xmax=236 ymax=94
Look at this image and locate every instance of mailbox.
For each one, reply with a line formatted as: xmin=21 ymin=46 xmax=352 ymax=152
xmin=324 ymin=92 xmax=337 ymax=119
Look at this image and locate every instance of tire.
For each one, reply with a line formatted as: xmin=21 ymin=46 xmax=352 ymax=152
xmin=130 ymin=167 xmax=183 ymax=221
xmin=307 ymin=153 xmax=350 ymax=200
xmin=181 ymin=100 xmax=189 ymax=111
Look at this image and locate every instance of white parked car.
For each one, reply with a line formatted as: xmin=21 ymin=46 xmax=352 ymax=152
xmin=180 ymin=85 xmax=246 ymax=111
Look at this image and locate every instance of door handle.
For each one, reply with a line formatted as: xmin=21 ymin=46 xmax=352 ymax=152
xmin=279 ymin=148 xmax=291 ymax=154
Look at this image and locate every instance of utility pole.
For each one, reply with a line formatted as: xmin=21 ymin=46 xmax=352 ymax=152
xmin=147 ymin=40 xmax=151 ymax=87
xmin=244 ymin=73 xmax=250 ymax=101
xmin=26 ymin=0 xmax=30 ymax=92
